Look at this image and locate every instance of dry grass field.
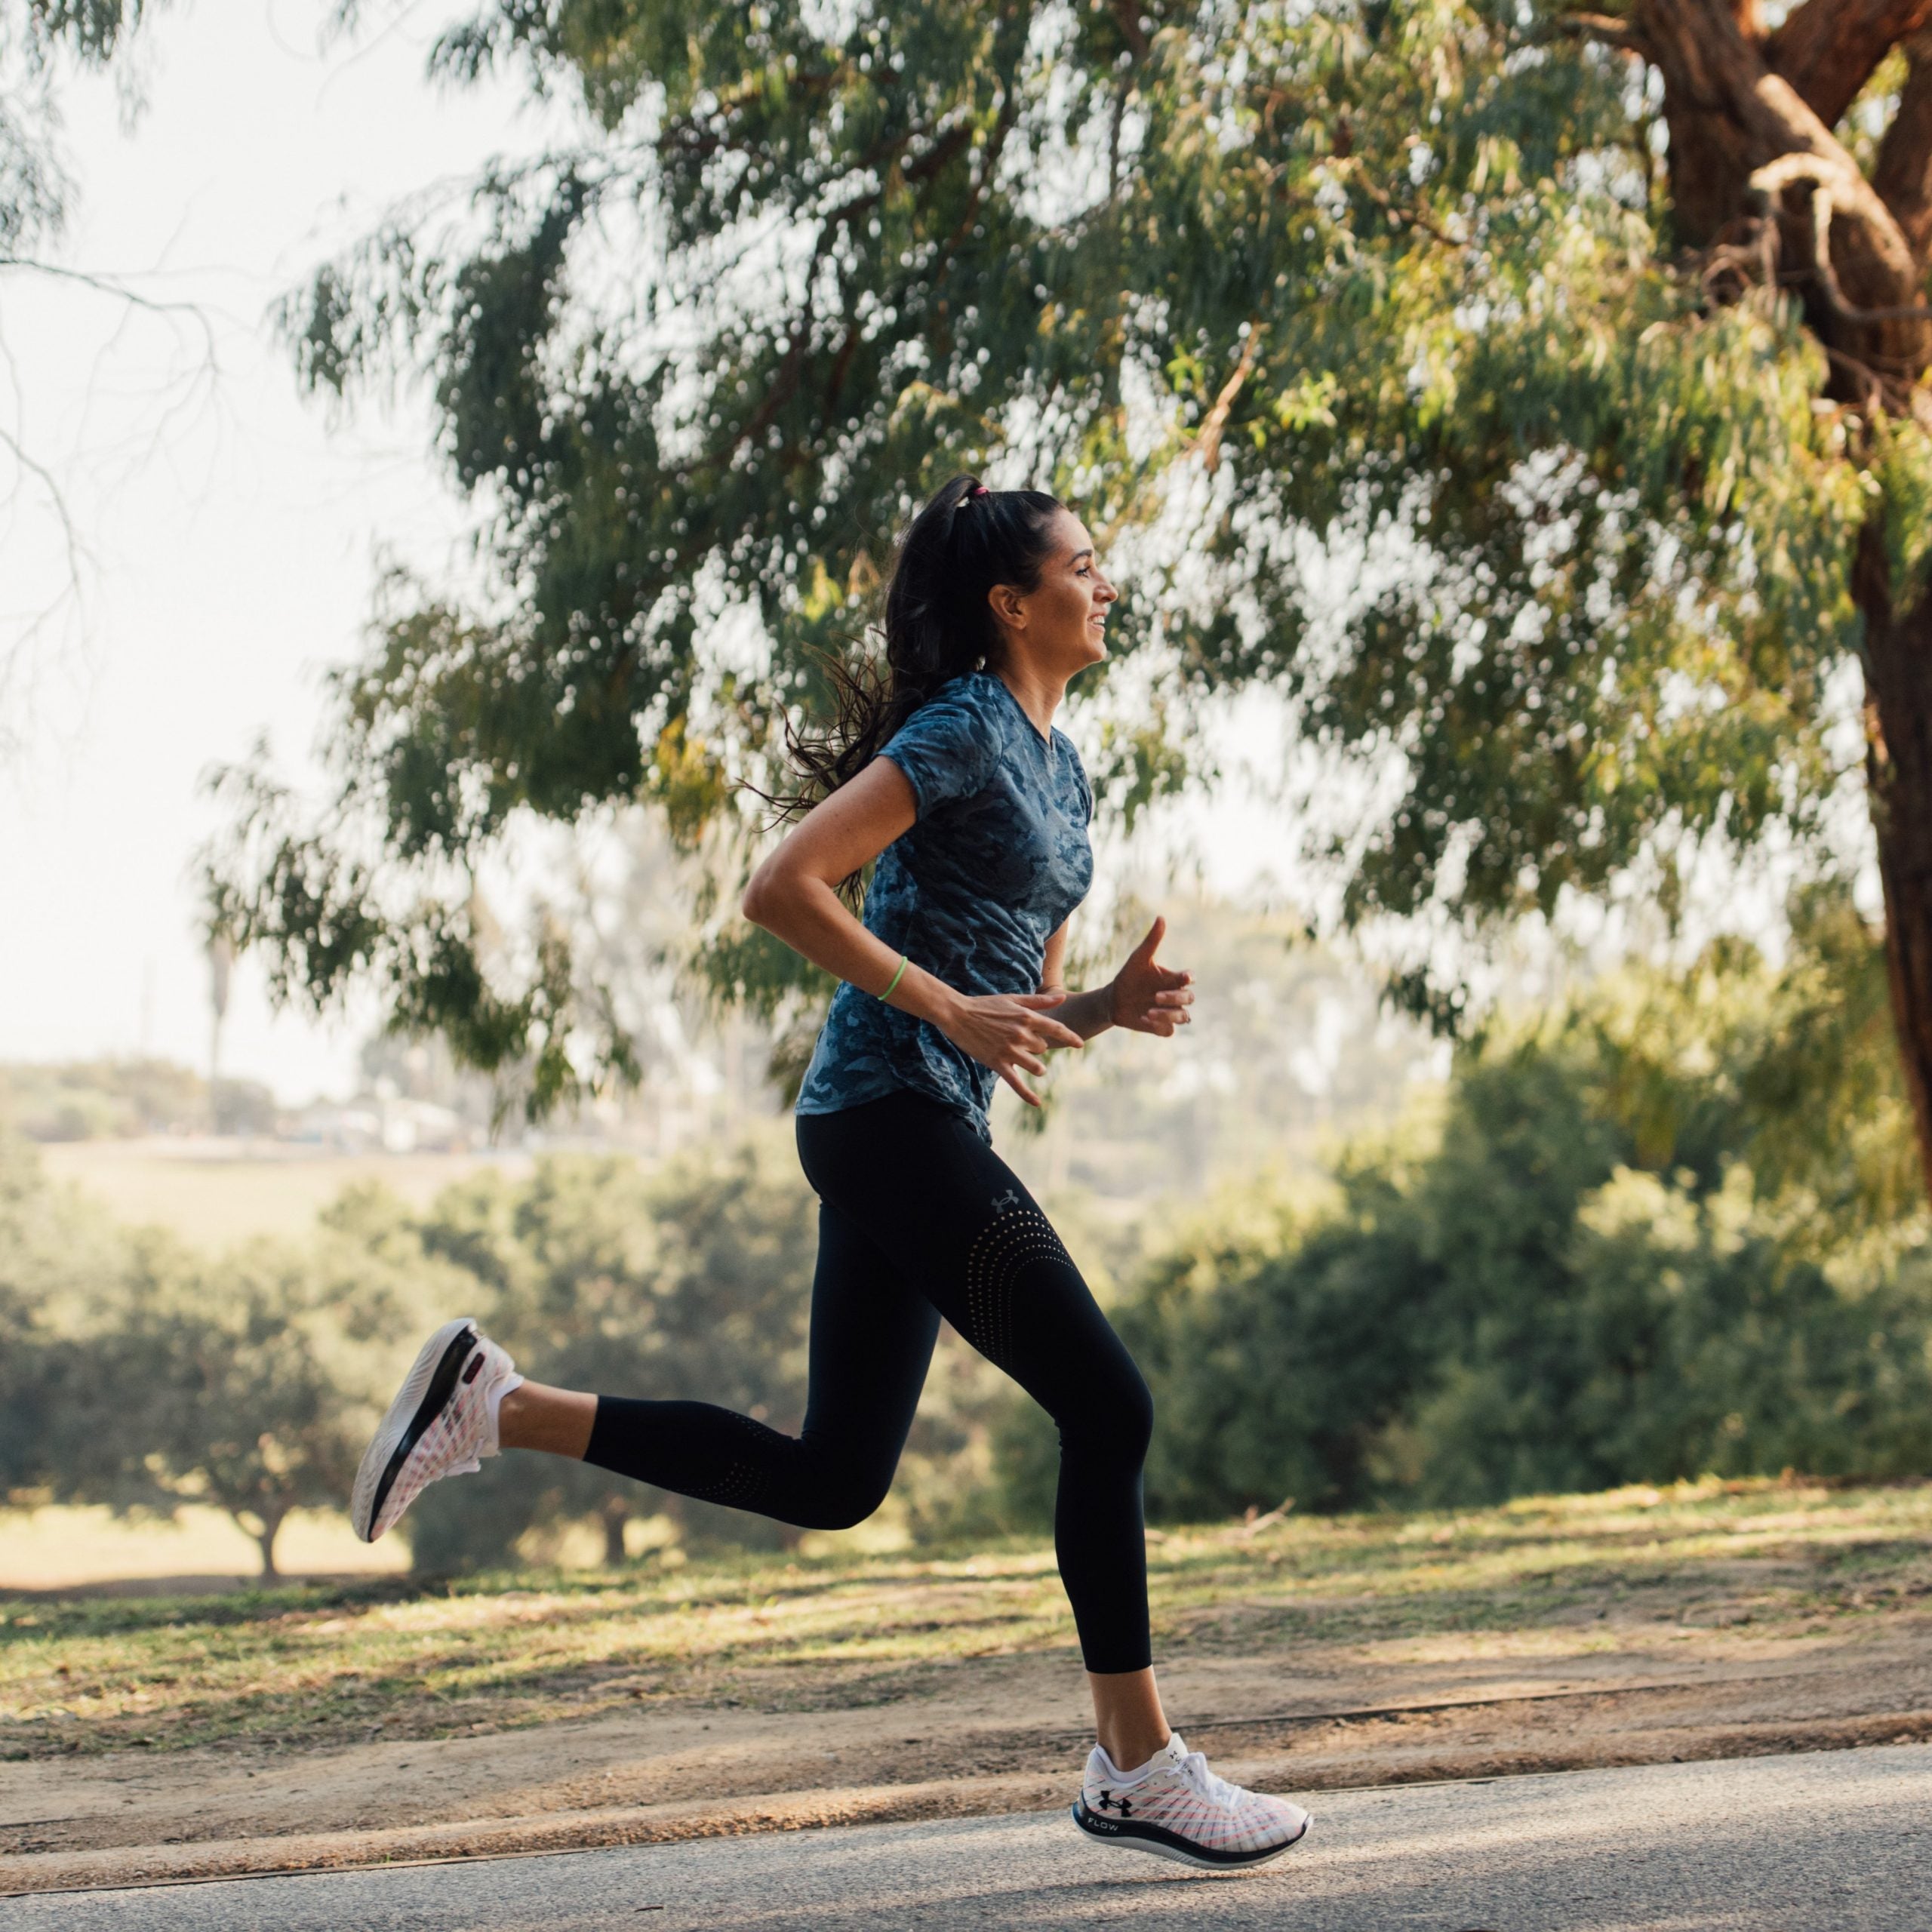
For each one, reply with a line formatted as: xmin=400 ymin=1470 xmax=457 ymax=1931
xmin=6 ymin=1475 xmax=1929 ymax=1761
xmin=8 ymin=1475 xmax=1932 ymax=1894
xmin=35 ymin=1139 xmax=540 ymax=1246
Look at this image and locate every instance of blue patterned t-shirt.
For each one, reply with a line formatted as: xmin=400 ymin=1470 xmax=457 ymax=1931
xmin=795 ymin=672 xmax=1095 ymax=1138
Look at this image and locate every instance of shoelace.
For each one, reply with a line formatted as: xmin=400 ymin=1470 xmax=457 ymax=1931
xmin=1174 ymin=1749 xmax=1246 ymax=1810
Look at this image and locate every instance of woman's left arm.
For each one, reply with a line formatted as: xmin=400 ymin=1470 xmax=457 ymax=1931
xmin=1039 ymin=915 xmax=1194 ymax=1042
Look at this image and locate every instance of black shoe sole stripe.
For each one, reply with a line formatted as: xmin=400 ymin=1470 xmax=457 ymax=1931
xmin=1071 ymin=1798 xmax=1309 ymax=1868
xmin=367 ymin=1326 xmax=479 ymax=1536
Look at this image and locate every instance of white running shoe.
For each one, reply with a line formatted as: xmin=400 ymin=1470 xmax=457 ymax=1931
xmin=349 ymin=1318 xmax=523 ymax=1542
xmin=1071 ymin=1733 xmax=1311 ymax=1871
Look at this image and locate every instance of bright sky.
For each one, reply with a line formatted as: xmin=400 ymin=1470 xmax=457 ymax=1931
xmin=1 ymin=6 xmax=570 ymax=1101
xmin=0 ymin=7 xmax=1303 ymax=1104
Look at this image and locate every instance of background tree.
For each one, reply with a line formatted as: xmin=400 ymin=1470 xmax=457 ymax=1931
xmin=84 ymin=1195 xmax=462 ymax=1579
xmin=122 ymin=1257 xmax=365 ymax=1580
xmin=0 ymin=1133 xmax=104 ymax=1501
xmin=211 ymin=0 xmax=1932 ymax=1198
xmin=6 ymin=1163 xmax=461 ymax=1580
xmin=405 ymin=1137 xmax=819 ymax=1569
xmin=1008 ymin=915 xmax=1932 ymax=1521
xmin=0 ymin=1057 xmax=215 ymax=1141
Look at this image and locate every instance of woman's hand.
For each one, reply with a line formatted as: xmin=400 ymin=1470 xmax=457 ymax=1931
xmin=1108 ymin=916 xmax=1193 ymax=1036
xmin=937 ymin=991 xmax=1086 ymax=1107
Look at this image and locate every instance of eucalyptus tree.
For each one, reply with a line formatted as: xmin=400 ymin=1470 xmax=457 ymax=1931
xmin=0 ymin=2 xmax=154 ymax=289
xmin=217 ymin=0 xmax=1932 ymax=1193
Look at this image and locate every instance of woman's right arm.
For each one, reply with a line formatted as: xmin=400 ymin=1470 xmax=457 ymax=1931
xmin=740 ymin=759 xmax=1084 ymax=1105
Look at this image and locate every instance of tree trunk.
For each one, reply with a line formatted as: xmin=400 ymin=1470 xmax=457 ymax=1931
xmin=600 ymin=1496 xmax=629 ymax=1567
xmin=1854 ymin=518 xmax=1932 ymax=1197
xmin=1629 ymin=3 xmax=1932 ymax=1195
xmin=1637 ymin=0 xmax=1771 ymax=248
xmin=253 ymin=1509 xmax=285 ymax=1581
xmin=1634 ymin=1 xmax=1932 ymax=380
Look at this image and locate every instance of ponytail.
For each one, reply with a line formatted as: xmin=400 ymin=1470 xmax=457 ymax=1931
xmin=765 ymin=475 xmax=1064 ymax=816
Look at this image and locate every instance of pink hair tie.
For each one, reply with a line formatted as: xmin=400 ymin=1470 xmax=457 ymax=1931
xmin=967 ymin=483 xmax=989 ymax=499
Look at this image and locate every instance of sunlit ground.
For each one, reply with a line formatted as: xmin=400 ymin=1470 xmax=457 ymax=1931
xmin=0 ymin=1506 xmax=409 ymax=1591
xmin=4 ymin=1477 xmax=1928 ymax=1761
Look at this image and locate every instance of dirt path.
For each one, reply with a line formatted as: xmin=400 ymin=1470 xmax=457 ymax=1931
xmin=8 ymin=1612 xmax=1930 ymax=1897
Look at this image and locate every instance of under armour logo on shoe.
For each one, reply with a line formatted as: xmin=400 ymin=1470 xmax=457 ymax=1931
xmin=1096 ymin=1789 xmax=1133 ymax=1816
xmin=991 ymin=1188 xmax=1020 ymax=1214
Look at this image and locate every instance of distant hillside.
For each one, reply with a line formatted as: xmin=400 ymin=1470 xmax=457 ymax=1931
xmin=2 ymin=900 xmax=1438 ymax=1211
xmin=0 ymin=1059 xmax=275 ymax=1141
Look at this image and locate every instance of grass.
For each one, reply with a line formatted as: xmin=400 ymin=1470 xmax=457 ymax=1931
xmin=5 ymin=1477 xmax=1931 ymax=1762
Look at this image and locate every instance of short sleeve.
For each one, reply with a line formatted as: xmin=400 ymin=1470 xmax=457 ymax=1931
xmin=879 ymin=689 xmax=998 ymax=817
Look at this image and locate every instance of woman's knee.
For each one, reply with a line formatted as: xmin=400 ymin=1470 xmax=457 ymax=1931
xmin=1115 ymin=1363 xmax=1155 ymax=1465
xmin=809 ymin=1496 xmax=884 ymax=1532
xmin=1058 ymin=1355 xmax=1154 ymax=1468
xmin=793 ymin=1458 xmax=894 ymax=1531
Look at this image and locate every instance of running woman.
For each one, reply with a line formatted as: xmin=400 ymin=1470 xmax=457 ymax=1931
xmin=350 ymin=478 xmax=1311 ymax=1872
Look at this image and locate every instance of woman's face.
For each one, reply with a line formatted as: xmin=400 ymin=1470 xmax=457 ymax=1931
xmin=989 ymin=509 xmax=1118 ymax=679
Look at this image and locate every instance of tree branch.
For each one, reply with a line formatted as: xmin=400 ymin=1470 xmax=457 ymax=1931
xmin=0 ymin=257 xmax=215 ymax=330
xmin=1559 ymin=12 xmax=1651 ymax=57
xmin=1776 ymin=171 xmax=1932 ymax=318
xmin=1639 ymin=1 xmax=1925 ymax=300
xmin=1765 ymin=0 xmax=1932 ymax=131
xmin=1824 ymin=340 xmax=1894 ymax=410
xmin=1339 ymin=158 xmax=1471 ymax=248
xmin=1873 ymin=29 xmax=1932 ymax=260
xmin=1197 ymin=327 xmax=1262 ymax=473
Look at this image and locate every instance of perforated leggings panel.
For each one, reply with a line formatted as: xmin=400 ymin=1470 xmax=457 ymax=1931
xmin=583 ymin=1088 xmax=1155 ymax=1673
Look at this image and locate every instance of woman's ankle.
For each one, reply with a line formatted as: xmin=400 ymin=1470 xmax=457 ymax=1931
xmin=497 ymin=1382 xmax=598 ymax=1459
xmin=1088 ymin=1664 xmax=1170 ymax=1773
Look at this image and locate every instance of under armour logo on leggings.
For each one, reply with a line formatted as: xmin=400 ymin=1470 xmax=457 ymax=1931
xmin=991 ymin=1187 xmax=1021 ymax=1214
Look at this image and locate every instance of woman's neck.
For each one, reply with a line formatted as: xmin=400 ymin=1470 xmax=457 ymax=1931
xmin=992 ymin=661 xmax=1063 ymax=743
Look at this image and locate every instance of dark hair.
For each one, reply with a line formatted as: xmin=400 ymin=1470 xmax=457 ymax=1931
xmin=767 ymin=476 xmax=1065 ymax=817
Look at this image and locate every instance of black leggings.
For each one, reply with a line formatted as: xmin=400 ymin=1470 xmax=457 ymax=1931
xmin=583 ymin=1088 xmax=1155 ymax=1673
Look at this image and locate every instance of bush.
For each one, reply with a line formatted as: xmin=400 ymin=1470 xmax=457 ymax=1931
xmin=1084 ymin=936 xmax=1932 ymax=1521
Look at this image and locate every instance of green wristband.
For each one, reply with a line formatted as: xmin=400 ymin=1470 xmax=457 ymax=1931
xmin=878 ymin=953 xmax=909 ymax=1001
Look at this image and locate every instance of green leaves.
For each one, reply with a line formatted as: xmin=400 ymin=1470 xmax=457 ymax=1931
xmin=221 ymin=0 xmax=1901 ymax=1103
xmin=1115 ymin=919 xmax=1932 ymax=1517
xmin=2 ymin=5 xmax=162 ymax=260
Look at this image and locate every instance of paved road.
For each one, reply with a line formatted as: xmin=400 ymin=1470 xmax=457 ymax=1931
xmin=8 ymin=1743 xmax=1930 ymax=1930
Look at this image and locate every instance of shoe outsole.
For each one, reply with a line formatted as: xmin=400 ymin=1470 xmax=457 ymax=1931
xmin=349 ymin=1318 xmax=480 ymax=1542
xmin=1070 ymin=1798 xmax=1310 ymax=1872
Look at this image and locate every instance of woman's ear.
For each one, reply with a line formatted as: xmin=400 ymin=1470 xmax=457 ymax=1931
xmin=987 ymin=581 xmax=1027 ymax=632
